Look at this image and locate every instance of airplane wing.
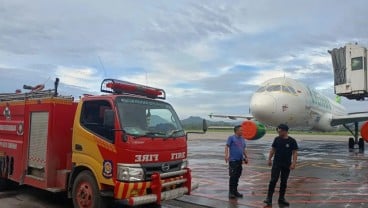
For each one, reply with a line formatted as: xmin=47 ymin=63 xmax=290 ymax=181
xmin=331 ymin=113 xmax=368 ymax=126
xmin=208 ymin=113 xmax=253 ymax=120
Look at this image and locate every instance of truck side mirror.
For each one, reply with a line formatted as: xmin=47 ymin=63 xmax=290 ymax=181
xmin=103 ymin=109 xmax=115 ymax=129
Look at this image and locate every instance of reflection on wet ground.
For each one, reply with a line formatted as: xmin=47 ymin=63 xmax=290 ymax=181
xmin=180 ymin=137 xmax=368 ymax=208
xmin=1 ymin=134 xmax=367 ymax=208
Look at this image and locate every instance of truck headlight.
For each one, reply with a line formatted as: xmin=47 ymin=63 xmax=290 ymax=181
xmin=117 ymin=164 xmax=144 ymax=182
xmin=181 ymin=159 xmax=188 ymax=169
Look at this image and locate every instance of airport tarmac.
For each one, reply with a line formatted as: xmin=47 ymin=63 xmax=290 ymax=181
xmin=0 ymin=132 xmax=367 ymax=208
xmin=183 ymin=132 xmax=368 ymax=208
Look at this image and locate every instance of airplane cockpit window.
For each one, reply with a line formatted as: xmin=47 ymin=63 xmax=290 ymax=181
xmin=273 ymin=85 xmax=281 ymax=91
xmin=266 ymin=85 xmax=281 ymax=92
xmin=282 ymin=86 xmax=291 ymax=93
xmin=256 ymin=86 xmax=266 ymax=93
xmin=288 ymin=86 xmax=297 ymax=94
xmin=260 ymin=85 xmax=295 ymax=93
xmin=281 ymin=85 xmax=297 ymax=95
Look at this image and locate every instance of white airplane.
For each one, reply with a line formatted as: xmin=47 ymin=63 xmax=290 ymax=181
xmin=210 ymin=77 xmax=368 ymax=151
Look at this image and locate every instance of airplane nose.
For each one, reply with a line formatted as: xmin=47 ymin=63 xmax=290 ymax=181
xmin=250 ymin=94 xmax=277 ymax=122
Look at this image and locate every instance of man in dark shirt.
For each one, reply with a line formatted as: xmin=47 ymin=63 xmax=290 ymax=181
xmin=225 ymin=125 xmax=248 ymax=199
xmin=264 ymin=124 xmax=298 ymax=206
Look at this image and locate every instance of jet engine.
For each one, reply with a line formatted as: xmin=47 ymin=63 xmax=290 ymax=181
xmin=360 ymin=121 xmax=368 ymax=142
xmin=242 ymin=120 xmax=266 ymax=140
xmin=313 ymin=113 xmax=336 ymax=132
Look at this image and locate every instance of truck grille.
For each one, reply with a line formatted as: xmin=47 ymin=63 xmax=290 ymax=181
xmin=141 ymin=161 xmax=182 ymax=180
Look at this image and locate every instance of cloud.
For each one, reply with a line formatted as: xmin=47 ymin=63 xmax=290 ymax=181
xmin=1 ymin=0 xmax=368 ymax=119
xmin=55 ymin=66 xmax=103 ymax=93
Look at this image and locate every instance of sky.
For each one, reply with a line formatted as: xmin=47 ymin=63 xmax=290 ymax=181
xmin=1 ymin=0 xmax=368 ymax=119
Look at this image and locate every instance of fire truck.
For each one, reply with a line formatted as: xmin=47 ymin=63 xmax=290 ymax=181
xmin=0 ymin=78 xmax=206 ymax=207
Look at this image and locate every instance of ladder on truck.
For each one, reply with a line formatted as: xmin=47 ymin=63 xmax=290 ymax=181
xmin=0 ymin=78 xmax=73 ymax=102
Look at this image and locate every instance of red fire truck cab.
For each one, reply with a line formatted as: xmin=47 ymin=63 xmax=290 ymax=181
xmin=0 ymin=78 xmax=206 ymax=207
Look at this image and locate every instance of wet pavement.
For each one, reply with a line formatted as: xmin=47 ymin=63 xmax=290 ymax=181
xmin=184 ymin=132 xmax=368 ymax=208
xmin=1 ymin=132 xmax=368 ymax=208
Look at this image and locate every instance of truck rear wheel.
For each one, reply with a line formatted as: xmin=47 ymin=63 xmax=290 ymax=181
xmin=0 ymin=157 xmax=9 ymax=191
xmin=72 ymin=170 xmax=106 ymax=208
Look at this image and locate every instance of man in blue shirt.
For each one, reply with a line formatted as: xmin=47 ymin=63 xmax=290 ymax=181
xmin=225 ymin=125 xmax=248 ymax=199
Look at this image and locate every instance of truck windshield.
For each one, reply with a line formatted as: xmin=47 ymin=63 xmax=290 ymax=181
xmin=116 ymin=97 xmax=184 ymax=138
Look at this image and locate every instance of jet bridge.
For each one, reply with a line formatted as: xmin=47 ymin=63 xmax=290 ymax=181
xmin=329 ymin=43 xmax=368 ymax=100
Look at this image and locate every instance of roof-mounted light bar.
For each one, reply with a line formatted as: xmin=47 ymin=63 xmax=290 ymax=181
xmin=101 ymin=79 xmax=166 ymax=100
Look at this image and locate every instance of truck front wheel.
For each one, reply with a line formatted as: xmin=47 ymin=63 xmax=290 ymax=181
xmin=72 ymin=170 xmax=106 ymax=208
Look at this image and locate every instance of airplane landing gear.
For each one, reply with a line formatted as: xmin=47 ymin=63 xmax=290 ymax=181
xmin=358 ymin=138 xmax=365 ymax=151
xmin=344 ymin=122 xmax=364 ymax=153
xmin=348 ymin=137 xmax=354 ymax=149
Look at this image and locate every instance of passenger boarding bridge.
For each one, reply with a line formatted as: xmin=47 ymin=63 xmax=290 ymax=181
xmin=329 ymin=43 xmax=368 ymax=100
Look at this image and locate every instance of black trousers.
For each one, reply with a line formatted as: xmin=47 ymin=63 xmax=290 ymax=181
xmin=267 ymin=164 xmax=290 ymax=198
xmin=229 ymin=160 xmax=242 ymax=192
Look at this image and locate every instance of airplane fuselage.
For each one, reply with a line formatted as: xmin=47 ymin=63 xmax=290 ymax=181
xmin=250 ymin=77 xmax=347 ymax=131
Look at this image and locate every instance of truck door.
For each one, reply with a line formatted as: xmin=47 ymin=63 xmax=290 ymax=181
xmin=80 ymin=100 xmax=114 ymax=143
xmin=27 ymin=112 xmax=49 ymax=178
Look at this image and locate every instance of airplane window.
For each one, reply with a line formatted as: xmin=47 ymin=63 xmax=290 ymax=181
xmin=256 ymin=86 xmax=266 ymax=93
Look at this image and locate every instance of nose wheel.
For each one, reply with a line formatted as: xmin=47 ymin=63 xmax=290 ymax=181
xmin=345 ymin=122 xmax=365 ymax=153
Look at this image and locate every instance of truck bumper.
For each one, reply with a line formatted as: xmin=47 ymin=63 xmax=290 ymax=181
xmin=113 ymin=168 xmax=198 ymax=206
xmin=115 ymin=185 xmax=199 ymax=206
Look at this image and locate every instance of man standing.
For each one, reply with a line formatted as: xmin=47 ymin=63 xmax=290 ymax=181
xmin=225 ymin=125 xmax=248 ymax=199
xmin=264 ymin=124 xmax=298 ymax=206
